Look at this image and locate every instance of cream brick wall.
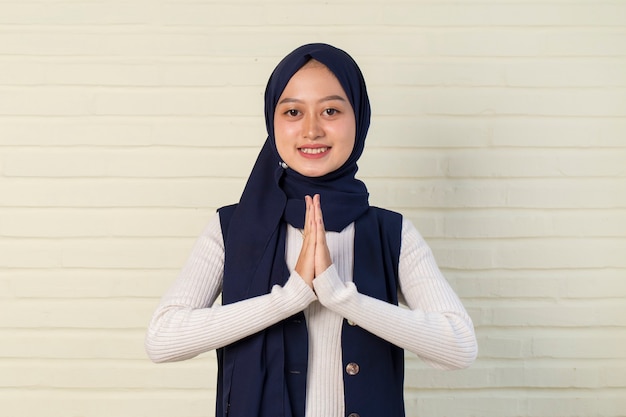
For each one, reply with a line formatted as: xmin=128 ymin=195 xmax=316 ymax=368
xmin=1 ymin=1 xmax=625 ymax=416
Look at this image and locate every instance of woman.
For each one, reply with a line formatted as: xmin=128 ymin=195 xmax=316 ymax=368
xmin=145 ymin=43 xmax=477 ymax=417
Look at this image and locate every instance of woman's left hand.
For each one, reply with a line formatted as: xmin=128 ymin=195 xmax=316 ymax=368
xmin=311 ymin=194 xmax=332 ymax=276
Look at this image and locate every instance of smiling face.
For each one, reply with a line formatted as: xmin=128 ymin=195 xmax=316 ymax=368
xmin=273 ymin=61 xmax=356 ymax=178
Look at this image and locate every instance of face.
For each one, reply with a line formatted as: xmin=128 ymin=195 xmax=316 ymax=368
xmin=273 ymin=62 xmax=356 ymax=178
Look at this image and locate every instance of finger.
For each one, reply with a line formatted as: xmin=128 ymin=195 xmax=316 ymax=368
xmin=303 ymin=195 xmax=314 ymax=239
xmin=295 ymin=195 xmax=316 ymax=288
xmin=313 ymin=194 xmax=325 ymax=233
xmin=312 ymin=194 xmax=326 ymax=240
xmin=295 ymin=196 xmax=316 ymax=287
xmin=313 ymin=194 xmax=332 ymax=275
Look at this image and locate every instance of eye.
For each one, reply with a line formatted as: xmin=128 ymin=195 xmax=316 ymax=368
xmin=324 ymin=108 xmax=339 ymax=116
xmin=285 ymin=109 xmax=300 ymax=117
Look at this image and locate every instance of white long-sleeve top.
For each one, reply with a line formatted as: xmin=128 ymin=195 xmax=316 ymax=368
xmin=145 ymin=213 xmax=477 ymax=417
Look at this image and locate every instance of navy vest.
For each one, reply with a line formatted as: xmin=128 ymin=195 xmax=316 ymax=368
xmin=217 ymin=205 xmax=405 ymax=417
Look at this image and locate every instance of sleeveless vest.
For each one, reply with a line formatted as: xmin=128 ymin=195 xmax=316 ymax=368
xmin=216 ymin=205 xmax=405 ymax=417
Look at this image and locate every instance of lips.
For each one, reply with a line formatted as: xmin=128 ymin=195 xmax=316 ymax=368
xmin=299 ymin=147 xmax=329 ymax=155
xmin=298 ymin=146 xmax=330 ymax=160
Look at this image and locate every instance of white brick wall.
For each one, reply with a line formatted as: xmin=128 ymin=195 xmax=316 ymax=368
xmin=1 ymin=1 xmax=625 ymax=416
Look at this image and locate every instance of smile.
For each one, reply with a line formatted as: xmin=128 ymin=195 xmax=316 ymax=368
xmin=300 ymin=147 xmax=329 ymax=155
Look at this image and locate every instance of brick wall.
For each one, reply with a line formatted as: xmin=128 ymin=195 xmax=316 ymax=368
xmin=1 ymin=1 xmax=625 ymax=416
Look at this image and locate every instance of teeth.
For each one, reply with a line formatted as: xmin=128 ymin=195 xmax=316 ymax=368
xmin=300 ymin=147 xmax=328 ymax=154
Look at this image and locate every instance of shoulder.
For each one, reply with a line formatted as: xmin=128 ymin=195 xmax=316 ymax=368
xmin=217 ymin=203 xmax=238 ymax=220
xmin=216 ymin=203 xmax=238 ymax=238
xmin=368 ymin=207 xmax=420 ymax=236
xmin=368 ymin=207 xmax=429 ymax=251
xmin=397 ymin=216 xmax=435 ymax=263
xmin=369 ymin=206 xmax=403 ymax=229
xmin=369 ymin=206 xmax=401 ymax=218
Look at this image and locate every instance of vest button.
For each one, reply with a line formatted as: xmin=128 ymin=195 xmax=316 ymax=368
xmin=345 ymin=362 xmax=360 ymax=375
xmin=348 ymin=413 xmax=360 ymax=417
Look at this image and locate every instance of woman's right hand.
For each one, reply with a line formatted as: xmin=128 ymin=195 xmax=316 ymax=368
xmin=295 ymin=195 xmax=316 ymax=288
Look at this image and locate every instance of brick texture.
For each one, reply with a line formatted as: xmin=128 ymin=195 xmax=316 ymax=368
xmin=1 ymin=1 xmax=624 ymax=416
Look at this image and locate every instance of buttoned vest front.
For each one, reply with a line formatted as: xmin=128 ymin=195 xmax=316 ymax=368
xmin=217 ymin=205 xmax=405 ymax=417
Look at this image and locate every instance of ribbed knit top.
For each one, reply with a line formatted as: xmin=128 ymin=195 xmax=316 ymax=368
xmin=145 ymin=214 xmax=477 ymax=417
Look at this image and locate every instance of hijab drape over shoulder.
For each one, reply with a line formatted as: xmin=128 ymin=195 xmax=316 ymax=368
xmin=217 ymin=43 xmax=404 ymax=417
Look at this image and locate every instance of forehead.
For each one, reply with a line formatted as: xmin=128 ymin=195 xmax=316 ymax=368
xmin=280 ymin=62 xmax=345 ymax=97
xmin=300 ymin=58 xmax=328 ymax=70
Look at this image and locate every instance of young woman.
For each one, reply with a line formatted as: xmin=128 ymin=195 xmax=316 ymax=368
xmin=145 ymin=43 xmax=477 ymax=417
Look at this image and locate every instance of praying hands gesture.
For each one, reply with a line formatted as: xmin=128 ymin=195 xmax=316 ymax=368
xmin=295 ymin=194 xmax=332 ymax=289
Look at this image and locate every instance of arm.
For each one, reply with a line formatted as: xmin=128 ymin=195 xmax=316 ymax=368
xmin=313 ymin=219 xmax=477 ymax=370
xmin=145 ymin=213 xmax=317 ymax=363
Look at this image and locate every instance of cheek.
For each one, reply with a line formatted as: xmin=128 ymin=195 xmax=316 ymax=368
xmin=338 ymin=124 xmax=357 ymax=162
xmin=274 ymin=134 xmax=287 ymax=160
xmin=273 ymin=120 xmax=292 ymax=161
xmin=273 ymin=116 xmax=297 ymax=139
xmin=333 ymin=121 xmax=356 ymax=148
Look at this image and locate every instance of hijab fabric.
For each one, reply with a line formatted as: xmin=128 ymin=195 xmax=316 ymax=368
xmin=217 ymin=43 xmax=402 ymax=417
xmin=222 ymin=42 xmax=373 ymax=311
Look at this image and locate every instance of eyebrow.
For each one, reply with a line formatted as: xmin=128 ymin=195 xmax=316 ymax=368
xmin=277 ymin=95 xmax=347 ymax=105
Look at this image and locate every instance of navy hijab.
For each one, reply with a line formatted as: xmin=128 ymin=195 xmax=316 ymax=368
xmin=217 ymin=43 xmax=403 ymax=417
xmin=221 ymin=42 xmax=373 ymax=304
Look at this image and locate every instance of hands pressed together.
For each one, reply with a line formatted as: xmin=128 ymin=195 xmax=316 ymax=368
xmin=294 ymin=194 xmax=332 ymax=290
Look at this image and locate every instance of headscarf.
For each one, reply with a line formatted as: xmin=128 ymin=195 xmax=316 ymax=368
xmin=265 ymin=43 xmax=371 ymax=233
xmin=222 ymin=42 xmax=373 ymax=306
xmin=217 ymin=43 xmax=402 ymax=417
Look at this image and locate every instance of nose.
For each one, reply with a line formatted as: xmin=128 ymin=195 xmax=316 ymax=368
xmin=303 ymin=113 xmax=323 ymax=140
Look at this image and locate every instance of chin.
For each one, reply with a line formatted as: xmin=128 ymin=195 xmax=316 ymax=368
xmin=300 ymin=171 xmax=325 ymax=178
xmin=293 ymin=167 xmax=328 ymax=178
